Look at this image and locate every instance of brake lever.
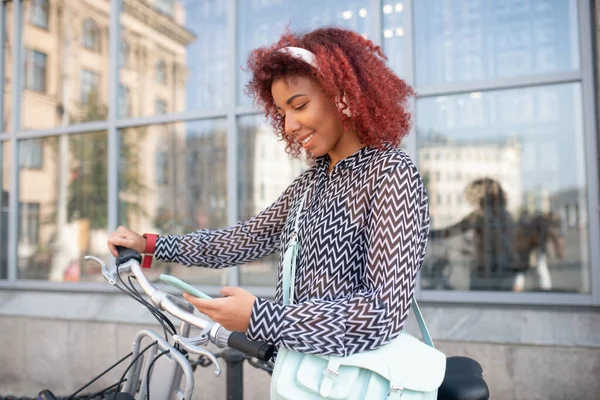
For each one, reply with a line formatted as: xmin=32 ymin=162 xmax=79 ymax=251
xmin=173 ymin=334 xmax=222 ymax=376
xmin=85 ymin=255 xmax=117 ymax=285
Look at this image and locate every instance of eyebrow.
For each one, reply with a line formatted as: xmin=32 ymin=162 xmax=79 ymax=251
xmin=276 ymin=94 xmax=308 ymax=109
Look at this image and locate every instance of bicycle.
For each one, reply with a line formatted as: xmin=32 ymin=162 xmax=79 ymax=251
xmin=31 ymin=247 xmax=489 ymax=400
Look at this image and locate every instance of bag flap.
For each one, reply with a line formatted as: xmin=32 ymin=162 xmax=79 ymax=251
xmin=325 ymin=331 xmax=446 ymax=392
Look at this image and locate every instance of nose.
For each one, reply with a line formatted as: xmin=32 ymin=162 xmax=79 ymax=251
xmin=284 ymin=113 xmax=301 ymax=138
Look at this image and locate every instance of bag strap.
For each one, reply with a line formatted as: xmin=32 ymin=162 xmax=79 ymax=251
xmin=411 ymin=298 xmax=434 ymax=347
xmin=282 ymin=192 xmax=435 ymax=348
xmin=282 ymin=192 xmax=307 ymax=306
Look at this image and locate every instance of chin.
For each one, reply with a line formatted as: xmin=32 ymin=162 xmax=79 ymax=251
xmin=308 ymin=147 xmax=327 ymax=158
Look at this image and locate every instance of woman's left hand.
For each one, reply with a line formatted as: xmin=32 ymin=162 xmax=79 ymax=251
xmin=183 ymin=287 xmax=257 ymax=332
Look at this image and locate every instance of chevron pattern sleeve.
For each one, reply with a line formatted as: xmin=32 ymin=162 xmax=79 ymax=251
xmin=154 ymin=170 xmax=314 ymax=268
xmin=247 ymin=152 xmax=430 ymax=357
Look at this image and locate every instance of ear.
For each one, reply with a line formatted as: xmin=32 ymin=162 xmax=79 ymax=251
xmin=336 ymin=93 xmax=352 ymax=117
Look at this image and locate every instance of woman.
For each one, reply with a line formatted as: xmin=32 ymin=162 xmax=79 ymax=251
xmin=429 ymin=178 xmax=524 ymax=291
xmin=108 ymin=27 xmax=430 ymax=357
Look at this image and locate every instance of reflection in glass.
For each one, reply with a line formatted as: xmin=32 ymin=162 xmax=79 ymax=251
xmin=18 ymin=132 xmax=109 ymax=282
xmin=414 ymin=0 xmax=579 ymax=86
xmin=118 ymin=120 xmax=228 ymax=285
xmin=382 ymin=1 xmax=406 ymax=78
xmin=3 ymin=1 xmax=13 ymax=133
xmin=418 ymin=84 xmax=588 ymax=293
xmin=238 ymin=115 xmax=307 ymax=286
xmin=120 ymin=1 xmax=227 ymax=115
xmin=31 ymin=0 xmax=49 ymax=30
xmin=18 ymin=0 xmax=110 ymax=129
xmin=237 ymin=0 xmax=370 ymax=106
xmin=1 ymin=141 xmax=10 ymax=279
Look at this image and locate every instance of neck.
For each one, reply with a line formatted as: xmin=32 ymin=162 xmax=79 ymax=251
xmin=327 ymin=129 xmax=364 ymax=173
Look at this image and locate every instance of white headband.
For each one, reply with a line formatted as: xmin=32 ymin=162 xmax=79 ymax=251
xmin=278 ymin=46 xmax=318 ymax=70
xmin=277 ymin=46 xmax=352 ymax=117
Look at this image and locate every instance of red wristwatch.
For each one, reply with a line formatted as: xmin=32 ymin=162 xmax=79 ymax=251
xmin=142 ymin=233 xmax=159 ymax=268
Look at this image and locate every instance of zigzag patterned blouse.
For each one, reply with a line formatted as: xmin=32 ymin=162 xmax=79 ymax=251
xmin=155 ymin=145 xmax=430 ymax=357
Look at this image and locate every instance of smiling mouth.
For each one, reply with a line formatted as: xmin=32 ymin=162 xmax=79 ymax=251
xmin=300 ymin=132 xmax=315 ymax=145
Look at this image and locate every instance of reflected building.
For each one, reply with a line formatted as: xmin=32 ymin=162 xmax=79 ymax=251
xmin=251 ymin=122 xmax=305 ymax=216
xmin=183 ymin=123 xmax=228 ymax=232
xmin=419 ymin=136 xmax=523 ymax=229
xmin=3 ymin=0 xmax=194 ymax=280
xmin=238 ymin=118 xmax=306 ymax=222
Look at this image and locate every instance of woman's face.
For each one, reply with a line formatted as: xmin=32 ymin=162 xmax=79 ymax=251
xmin=271 ymin=75 xmax=345 ymax=158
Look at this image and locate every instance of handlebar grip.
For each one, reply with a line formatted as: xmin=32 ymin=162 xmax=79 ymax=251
xmin=227 ymin=332 xmax=276 ymax=361
xmin=115 ymin=245 xmax=142 ymax=266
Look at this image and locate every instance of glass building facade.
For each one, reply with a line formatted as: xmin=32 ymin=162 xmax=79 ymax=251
xmin=0 ymin=0 xmax=598 ymax=306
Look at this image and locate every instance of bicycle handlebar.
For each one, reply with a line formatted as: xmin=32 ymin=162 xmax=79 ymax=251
xmin=86 ymin=247 xmax=276 ymax=361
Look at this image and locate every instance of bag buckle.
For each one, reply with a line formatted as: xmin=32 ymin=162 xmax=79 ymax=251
xmin=323 ymin=367 xmax=339 ymax=379
xmin=387 ymin=385 xmax=404 ymax=396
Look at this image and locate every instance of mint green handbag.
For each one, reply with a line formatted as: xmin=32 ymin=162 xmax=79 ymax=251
xmin=270 ymin=194 xmax=446 ymax=400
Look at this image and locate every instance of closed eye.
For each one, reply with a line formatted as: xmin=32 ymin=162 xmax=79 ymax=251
xmin=294 ymin=103 xmax=307 ymax=111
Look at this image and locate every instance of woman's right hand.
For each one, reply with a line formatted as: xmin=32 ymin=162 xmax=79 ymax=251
xmin=107 ymin=226 xmax=146 ymax=257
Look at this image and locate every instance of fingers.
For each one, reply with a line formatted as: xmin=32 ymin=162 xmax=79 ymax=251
xmin=107 ymin=226 xmax=144 ymax=255
xmin=183 ymin=293 xmax=226 ymax=311
xmin=220 ymin=286 xmax=240 ymax=297
xmin=183 ymin=289 xmax=255 ymax=332
xmin=183 ymin=293 xmax=229 ymax=322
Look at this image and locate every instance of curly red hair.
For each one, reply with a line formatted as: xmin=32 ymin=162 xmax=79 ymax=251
xmin=245 ymin=27 xmax=414 ymax=158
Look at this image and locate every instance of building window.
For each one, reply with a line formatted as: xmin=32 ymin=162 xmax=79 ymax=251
xmin=155 ymin=0 xmax=174 ymax=16
xmin=155 ymin=98 xmax=167 ymax=115
xmin=82 ymin=18 xmax=100 ymax=51
xmin=23 ymin=49 xmax=47 ymax=92
xmin=80 ymin=69 xmax=99 ymax=104
xmin=120 ymin=39 xmax=129 ymax=68
xmin=19 ymin=202 xmax=40 ymax=244
xmin=156 ymin=61 xmax=167 ymax=84
xmin=31 ymin=0 xmax=49 ymax=29
xmin=118 ymin=84 xmax=130 ymax=118
xmin=156 ymin=152 xmax=169 ymax=185
xmin=19 ymin=139 xmax=43 ymax=169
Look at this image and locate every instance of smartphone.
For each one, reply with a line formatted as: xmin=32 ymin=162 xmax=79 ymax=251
xmin=159 ymin=274 xmax=213 ymax=300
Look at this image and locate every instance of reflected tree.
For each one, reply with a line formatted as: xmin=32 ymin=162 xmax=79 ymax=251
xmin=69 ymin=90 xmax=149 ymax=230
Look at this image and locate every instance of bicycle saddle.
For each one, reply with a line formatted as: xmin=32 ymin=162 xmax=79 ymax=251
xmin=438 ymin=356 xmax=490 ymax=400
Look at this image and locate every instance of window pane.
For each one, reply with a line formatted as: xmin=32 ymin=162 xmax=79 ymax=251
xmin=0 ymin=141 xmax=10 ymax=279
xmin=3 ymin=1 xmax=12 ymax=133
xmin=382 ymin=2 xmax=407 ymax=78
xmin=119 ymin=38 xmax=129 ymax=68
xmin=23 ymin=49 xmax=47 ymax=92
xmin=418 ymin=83 xmax=589 ymax=293
xmin=31 ymin=0 xmax=49 ymax=30
xmin=118 ymin=120 xmax=227 ymax=285
xmin=120 ymin=1 xmax=227 ymax=116
xmin=237 ymin=0 xmax=371 ymax=107
xmin=20 ymin=0 xmax=110 ymax=129
xmin=18 ymin=132 xmax=109 ymax=282
xmin=118 ymin=84 xmax=130 ymax=118
xmin=19 ymin=138 xmax=43 ymax=169
xmin=82 ymin=18 xmax=100 ymax=51
xmin=414 ymin=0 xmax=580 ymax=86
xmin=238 ymin=114 xmax=307 ymax=286
xmin=80 ymin=70 xmax=99 ymax=105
